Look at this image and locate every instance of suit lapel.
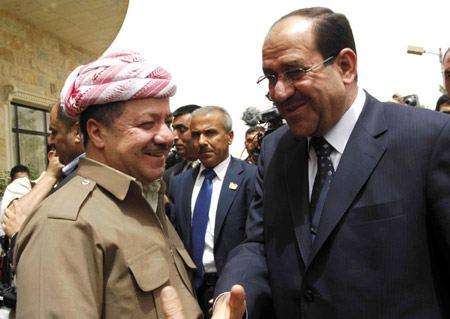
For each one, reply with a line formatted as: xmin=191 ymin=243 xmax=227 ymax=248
xmin=283 ymin=135 xmax=312 ymax=266
xmin=309 ymin=93 xmax=388 ymax=263
xmin=184 ymin=166 xmax=200 ymax=251
xmin=174 ymin=160 xmax=186 ymax=175
xmin=214 ymin=158 xmax=243 ymax=244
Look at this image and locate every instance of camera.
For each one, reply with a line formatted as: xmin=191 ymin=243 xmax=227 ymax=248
xmin=256 ymin=107 xmax=284 ymax=135
xmin=394 ymin=94 xmax=420 ymax=107
xmin=241 ymin=106 xmax=285 ymax=136
xmin=241 ymin=107 xmax=285 ymax=160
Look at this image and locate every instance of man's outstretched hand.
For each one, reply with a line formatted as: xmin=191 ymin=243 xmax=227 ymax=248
xmin=212 ymin=285 xmax=246 ymax=319
xmin=161 ymin=285 xmax=246 ymax=319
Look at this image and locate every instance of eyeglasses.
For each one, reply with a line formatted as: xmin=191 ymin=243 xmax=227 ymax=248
xmin=257 ymin=55 xmax=335 ymax=100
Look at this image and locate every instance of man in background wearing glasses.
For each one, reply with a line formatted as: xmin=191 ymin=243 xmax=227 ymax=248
xmin=211 ymin=6 xmax=450 ymax=319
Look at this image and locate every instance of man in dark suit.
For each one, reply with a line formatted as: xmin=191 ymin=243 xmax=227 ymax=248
xmin=2 ymin=101 xmax=84 ymax=238
xmin=169 ymin=106 xmax=256 ymax=318
xmin=212 ymin=7 xmax=450 ymax=319
xmin=163 ymin=104 xmax=201 ymax=193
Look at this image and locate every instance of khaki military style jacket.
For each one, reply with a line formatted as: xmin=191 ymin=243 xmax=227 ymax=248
xmin=13 ymin=157 xmax=202 ymax=318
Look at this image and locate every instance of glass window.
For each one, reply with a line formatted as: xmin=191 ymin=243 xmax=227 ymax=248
xmin=10 ymin=103 xmax=50 ymax=179
xmin=17 ymin=106 xmax=46 ymax=132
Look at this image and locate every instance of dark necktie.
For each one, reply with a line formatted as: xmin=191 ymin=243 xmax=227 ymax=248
xmin=191 ymin=169 xmax=216 ymax=288
xmin=310 ymin=137 xmax=335 ymax=242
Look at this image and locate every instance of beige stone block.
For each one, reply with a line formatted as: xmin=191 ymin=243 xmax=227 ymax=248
xmin=25 ymin=27 xmax=44 ymax=48
xmin=4 ymin=32 xmax=25 ymax=51
xmin=0 ymin=47 xmax=15 ymax=63
xmin=58 ymin=41 xmax=70 ymax=56
xmin=37 ymin=75 xmax=49 ymax=90
xmin=0 ymin=11 xmax=26 ymax=38
xmin=15 ymin=52 xmax=31 ymax=69
xmin=0 ymin=61 xmax=15 ymax=76
xmin=22 ymin=69 xmax=39 ymax=85
xmin=36 ymin=48 xmax=50 ymax=63
xmin=43 ymin=34 xmax=59 ymax=52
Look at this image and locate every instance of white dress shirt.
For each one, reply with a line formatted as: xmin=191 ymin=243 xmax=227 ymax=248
xmin=308 ymin=88 xmax=366 ymax=199
xmin=191 ymin=155 xmax=231 ymax=273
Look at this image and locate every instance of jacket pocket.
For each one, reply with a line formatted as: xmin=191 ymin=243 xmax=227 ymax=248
xmin=347 ymin=199 xmax=404 ymax=225
xmin=128 ymin=246 xmax=169 ymax=292
xmin=174 ymin=243 xmax=196 ymax=270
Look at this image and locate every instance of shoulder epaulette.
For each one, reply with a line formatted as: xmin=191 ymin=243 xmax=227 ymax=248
xmin=48 ymin=176 xmax=96 ymax=221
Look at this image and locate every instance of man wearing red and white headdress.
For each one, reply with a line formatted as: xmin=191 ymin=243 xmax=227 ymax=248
xmin=13 ymin=51 xmax=202 ymax=319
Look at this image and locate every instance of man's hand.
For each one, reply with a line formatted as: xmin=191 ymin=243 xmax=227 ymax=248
xmin=212 ymin=285 xmax=246 ymax=319
xmin=2 ymin=200 xmax=27 ymax=238
xmin=161 ymin=285 xmax=246 ymax=319
xmin=161 ymin=286 xmax=185 ymax=319
xmin=47 ymin=150 xmax=64 ymax=181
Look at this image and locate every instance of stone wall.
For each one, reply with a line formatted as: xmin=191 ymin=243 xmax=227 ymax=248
xmin=0 ymin=9 xmax=96 ymax=173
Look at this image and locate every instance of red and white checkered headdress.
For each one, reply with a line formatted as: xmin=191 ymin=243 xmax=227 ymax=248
xmin=60 ymin=50 xmax=177 ymax=118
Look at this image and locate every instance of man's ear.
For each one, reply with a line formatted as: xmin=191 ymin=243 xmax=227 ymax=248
xmin=336 ymin=48 xmax=357 ymax=84
xmin=86 ymin=118 xmax=107 ymax=149
xmin=72 ymin=122 xmax=81 ymax=144
xmin=228 ymin=129 xmax=234 ymax=145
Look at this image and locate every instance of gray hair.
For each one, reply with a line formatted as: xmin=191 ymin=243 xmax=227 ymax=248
xmin=192 ymin=106 xmax=233 ymax=133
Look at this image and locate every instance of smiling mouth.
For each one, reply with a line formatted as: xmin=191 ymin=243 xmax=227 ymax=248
xmin=145 ymin=151 xmax=167 ymax=157
xmin=280 ymin=99 xmax=308 ymax=114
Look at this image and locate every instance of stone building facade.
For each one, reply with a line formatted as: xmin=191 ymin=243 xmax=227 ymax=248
xmin=0 ymin=1 xmax=127 ymax=183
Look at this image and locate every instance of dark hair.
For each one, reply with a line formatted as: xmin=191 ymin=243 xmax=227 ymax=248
xmin=173 ymin=104 xmax=201 ymax=119
xmin=10 ymin=164 xmax=29 ymax=181
xmin=246 ymin=126 xmax=262 ymax=136
xmin=56 ymin=104 xmax=77 ymax=133
xmin=436 ymin=94 xmax=450 ymax=111
xmin=275 ymin=7 xmax=357 ymax=62
xmin=79 ymin=101 xmax=126 ymax=147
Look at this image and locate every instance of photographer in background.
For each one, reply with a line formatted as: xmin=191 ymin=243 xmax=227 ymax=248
xmin=240 ymin=106 xmax=284 ymax=164
xmin=436 ymin=94 xmax=450 ymax=114
xmin=244 ymin=126 xmax=264 ymax=165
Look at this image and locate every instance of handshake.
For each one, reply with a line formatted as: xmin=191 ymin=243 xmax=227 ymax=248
xmin=161 ymin=285 xmax=246 ymax=319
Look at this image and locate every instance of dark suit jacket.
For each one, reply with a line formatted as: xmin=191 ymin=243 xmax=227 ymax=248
xmin=215 ymin=92 xmax=450 ymax=318
xmin=169 ymin=157 xmax=256 ymax=275
xmin=163 ymin=160 xmax=186 ymax=194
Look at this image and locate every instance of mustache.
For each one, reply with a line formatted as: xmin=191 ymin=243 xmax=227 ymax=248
xmin=199 ymin=146 xmax=213 ymax=153
xmin=278 ymin=95 xmax=307 ymax=109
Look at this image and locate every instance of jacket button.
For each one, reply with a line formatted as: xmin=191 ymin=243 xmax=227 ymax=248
xmin=304 ymin=290 xmax=315 ymax=302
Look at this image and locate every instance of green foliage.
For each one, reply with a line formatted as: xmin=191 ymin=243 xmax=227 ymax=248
xmin=439 ymin=85 xmax=447 ymax=95
xmin=0 ymin=170 xmax=10 ymax=198
xmin=25 ymin=164 xmax=40 ymax=181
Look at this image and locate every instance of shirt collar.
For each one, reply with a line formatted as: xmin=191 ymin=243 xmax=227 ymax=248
xmin=198 ymin=155 xmax=231 ymax=181
xmin=62 ymin=153 xmax=85 ymax=176
xmin=77 ymin=157 xmax=141 ymax=200
xmin=308 ymin=87 xmax=366 ymax=154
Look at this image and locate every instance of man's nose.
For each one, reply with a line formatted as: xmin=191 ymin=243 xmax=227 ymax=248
xmin=155 ymin=124 xmax=174 ymax=146
xmin=271 ymin=80 xmax=295 ymax=103
xmin=173 ymin=129 xmax=179 ymax=141
xmin=198 ymin=133 xmax=208 ymax=146
xmin=48 ymin=134 xmax=55 ymax=146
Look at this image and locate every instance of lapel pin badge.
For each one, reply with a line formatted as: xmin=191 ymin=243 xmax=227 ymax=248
xmin=229 ymin=182 xmax=238 ymax=190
